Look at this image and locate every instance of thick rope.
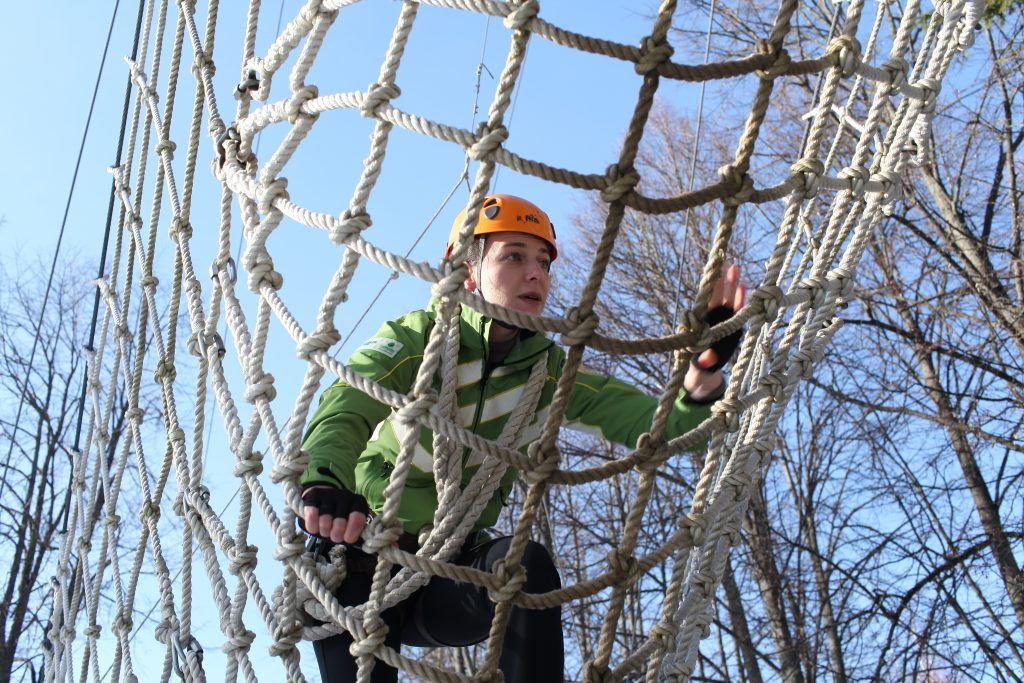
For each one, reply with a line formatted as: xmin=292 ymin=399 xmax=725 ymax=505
xmin=44 ymin=0 xmax=980 ymax=680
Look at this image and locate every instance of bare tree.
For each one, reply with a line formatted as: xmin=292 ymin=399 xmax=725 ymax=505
xmin=0 ymin=257 xmax=91 ymax=681
xmin=0 ymin=255 xmax=155 ymax=682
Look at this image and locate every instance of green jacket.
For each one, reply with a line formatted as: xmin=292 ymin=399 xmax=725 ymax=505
xmin=300 ymin=302 xmax=711 ymax=533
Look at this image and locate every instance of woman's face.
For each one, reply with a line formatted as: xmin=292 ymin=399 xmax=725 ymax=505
xmin=464 ymin=232 xmax=552 ymax=316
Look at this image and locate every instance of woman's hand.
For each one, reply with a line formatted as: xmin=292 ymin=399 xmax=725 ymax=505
xmin=684 ymin=263 xmax=746 ymax=401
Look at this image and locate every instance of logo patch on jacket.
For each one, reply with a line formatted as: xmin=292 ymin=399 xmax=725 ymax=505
xmin=359 ymin=337 xmax=404 ymax=358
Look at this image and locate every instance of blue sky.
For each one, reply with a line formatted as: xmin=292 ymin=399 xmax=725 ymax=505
xmin=0 ymin=1 xmax=717 ymax=679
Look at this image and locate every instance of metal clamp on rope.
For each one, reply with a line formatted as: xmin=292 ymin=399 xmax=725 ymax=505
xmin=209 ymin=257 xmax=238 ymax=285
xmin=171 ymin=634 xmax=204 ymax=679
xmin=235 ymin=69 xmax=260 ymax=100
xmin=215 ymin=126 xmax=241 ymax=171
xmin=209 ymin=332 xmax=227 ymax=359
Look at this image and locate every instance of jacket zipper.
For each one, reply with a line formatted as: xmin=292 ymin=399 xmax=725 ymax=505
xmin=462 ymin=319 xmax=495 ymax=468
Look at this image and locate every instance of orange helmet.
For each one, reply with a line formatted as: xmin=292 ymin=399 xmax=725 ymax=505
xmin=445 ymin=194 xmax=558 ymax=260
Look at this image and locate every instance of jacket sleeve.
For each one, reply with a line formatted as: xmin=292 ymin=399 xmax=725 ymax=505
xmin=299 ymin=317 xmax=423 ymax=491
xmin=563 ymin=366 xmax=712 ymax=450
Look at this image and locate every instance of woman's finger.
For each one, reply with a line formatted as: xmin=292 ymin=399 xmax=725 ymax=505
xmin=345 ymin=512 xmax=368 ymax=545
xmin=734 ymin=282 xmax=746 ymax=310
xmin=318 ymin=513 xmax=334 ymax=539
xmin=304 ymin=507 xmax=319 ymax=534
xmin=331 ymin=516 xmax=348 ymax=544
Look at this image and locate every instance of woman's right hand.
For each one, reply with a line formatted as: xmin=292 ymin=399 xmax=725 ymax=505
xmin=301 ymin=484 xmax=369 ymax=544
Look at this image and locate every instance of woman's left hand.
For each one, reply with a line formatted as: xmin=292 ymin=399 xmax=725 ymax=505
xmin=684 ymin=263 xmax=746 ymax=400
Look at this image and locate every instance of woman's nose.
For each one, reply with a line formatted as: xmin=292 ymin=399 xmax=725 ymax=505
xmin=525 ymin=260 xmax=545 ymax=280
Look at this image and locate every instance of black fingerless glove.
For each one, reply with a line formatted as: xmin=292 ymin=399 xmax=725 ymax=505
xmin=298 ymin=483 xmax=369 ymax=537
xmin=699 ymin=305 xmax=743 ymax=372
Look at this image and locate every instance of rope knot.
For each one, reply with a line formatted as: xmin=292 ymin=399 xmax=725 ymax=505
xmin=256 ymin=177 xmax=289 ymax=216
xmin=504 ymin=0 xmax=539 ymax=30
xmin=561 ymin=306 xmax=599 ymax=346
xmin=913 ymin=77 xmax=941 ymax=113
xmin=299 ymin=0 xmax=326 ymax=24
xmin=222 ymin=628 xmax=256 ymax=655
xmin=958 ymin=15 xmax=981 ymax=48
xmin=272 ymin=527 xmax=307 ymax=561
xmin=838 ymin=164 xmax=871 ymax=196
xmin=286 ymin=84 xmax=320 ymax=123
xmin=154 ymin=139 xmax=176 ymax=159
xmin=827 ymin=34 xmax=862 ymax=76
xmin=349 ymin=612 xmax=388 ymax=657
xmin=762 ymin=369 xmax=786 ymax=402
xmin=469 ymin=123 xmax=509 ymax=160
xmin=83 ymin=624 xmax=101 ymax=638
xmin=154 ymin=619 xmax=175 ymax=645
xmin=679 ymin=310 xmax=706 ymax=344
xmin=756 ymin=46 xmax=792 ymax=79
xmin=790 ymin=157 xmax=824 ymax=198
xmin=754 ymin=439 xmax=774 ymax=467
xmin=361 ymin=517 xmax=403 ymax=555
xmin=600 ymin=163 xmax=640 ymax=203
xmin=524 ymin=441 xmax=560 ymax=485
xmin=685 ymin=512 xmax=707 ymax=547
xmin=635 ymin=35 xmax=674 ymax=74
xmin=606 ymin=549 xmax=639 ymax=583
xmin=717 ymin=163 xmax=755 ymax=206
xmin=269 ymin=457 xmax=307 ymax=484
xmin=113 ymin=613 xmax=134 ymax=635
xmin=125 ymin=406 xmax=145 ymax=423
xmin=233 ymin=450 xmax=265 ymax=477
xmin=153 ymin=359 xmax=177 ymax=383
xmin=333 ymin=208 xmax=374 ymax=244
xmin=229 ymin=543 xmax=259 ymax=574
xmin=649 ymin=621 xmax=677 ymax=649
xmin=583 ymin=661 xmax=615 ymax=683
xmin=244 ymin=372 xmax=277 ymax=403
xmin=880 ymin=56 xmax=909 ymax=92
xmin=751 ymin=284 xmax=784 ymax=323
xmin=360 ymin=82 xmax=400 ymax=118
xmin=488 ymin=558 xmax=527 ymax=603
xmin=268 ymin=617 xmax=303 ymax=656
xmin=828 ymin=266 xmax=855 ymax=300
xmin=298 ymin=325 xmax=341 ymax=358
xmin=396 ymin=391 xmax=437 ymax=425
xmin=872 ymin=169 xmax=903 ymax=204
xmin=191 ymin=49 xmax=216 ymax=79
xmin=139 ymin=499 xmax=161 ymax=525
xmin=245 ymin=245 xmax=284 ymax=292
xmin=635 ymin=433 xmax=668 ymax=473
xmin=791 ymin=347 xmax=817 ymax=379
xmin=169 ymin=217 xmax=193 ymax=241
xmin=711 ymin=396 xmax=744 ymax=433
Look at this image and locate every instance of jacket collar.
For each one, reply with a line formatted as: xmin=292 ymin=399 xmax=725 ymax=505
xmin=429 ymin=296 xmax=554 ymax=368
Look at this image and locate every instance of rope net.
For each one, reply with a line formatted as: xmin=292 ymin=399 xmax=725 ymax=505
xmin=45 ymin=0 xmax=982 ymax=680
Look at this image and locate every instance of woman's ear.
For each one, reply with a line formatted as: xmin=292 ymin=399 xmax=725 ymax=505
xmin=463 ymin=261 xmax=477 ymax=292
